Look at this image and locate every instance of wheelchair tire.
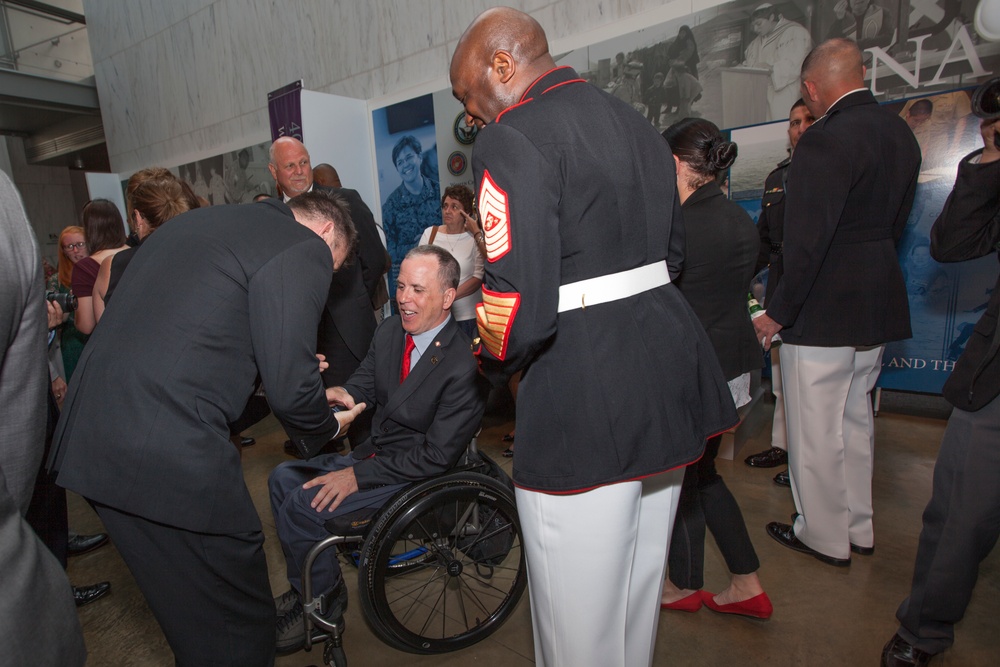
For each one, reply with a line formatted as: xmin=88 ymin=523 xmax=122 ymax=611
xmin=357 ymin=472 xmax=525 ymax=654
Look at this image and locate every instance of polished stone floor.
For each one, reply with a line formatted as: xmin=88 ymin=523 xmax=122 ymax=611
xmin=65 ymin=390 xmax=999 ymax=666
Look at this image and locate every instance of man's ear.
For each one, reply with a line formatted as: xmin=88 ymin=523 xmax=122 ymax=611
xmin=442 ymin=287 xmax=457 ymax=311
xmin=493 ymin=50 xmax=515 ymax=84
xmin=802 ymin=79 xmax=819 ymax=103
xmin=268 ymin=162 xmax=278 ymax=181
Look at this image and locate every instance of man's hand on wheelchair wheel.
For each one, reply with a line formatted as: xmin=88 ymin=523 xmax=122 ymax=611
xmin=304 ymin=467 xmax=359 ymax=513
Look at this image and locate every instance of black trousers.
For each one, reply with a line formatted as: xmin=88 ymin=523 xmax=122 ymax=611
xmin=668 ymin=434 xmax=760 ymax=589
xmin=94 ymin=503 xmax=276 ymax=667
xmin=895 ymin=394 xmax=1000 ymax=655
xmin=27 ymin=388 xmax=68 ymax=568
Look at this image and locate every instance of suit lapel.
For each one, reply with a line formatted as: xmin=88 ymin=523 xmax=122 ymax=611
xmin=383 ymin=319 xmax=456 ymax=416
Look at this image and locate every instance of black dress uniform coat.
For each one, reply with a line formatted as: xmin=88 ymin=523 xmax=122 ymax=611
xmin=472 ymin=66 xmax=737 ymax=493
xmin=766 ymin=89 xmax=921 ymax=346
xmin=49 ymin=199 xmax=342 ymax=534
xmin=755 ymin=157 xmax=790 ymax=303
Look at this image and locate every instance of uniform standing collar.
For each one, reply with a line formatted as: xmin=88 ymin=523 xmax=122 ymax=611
xmin=519 ymin=66 xmax=582 ymax=103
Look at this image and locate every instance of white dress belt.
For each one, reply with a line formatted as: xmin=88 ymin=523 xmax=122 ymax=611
xmin=557 ymin=261 xmax=671 ymax=313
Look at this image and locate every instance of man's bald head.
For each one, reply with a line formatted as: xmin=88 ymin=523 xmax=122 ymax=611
xmin=799 ymin=38 xmax=866 ymax=118
xmin=268 ymin=137 xmax=313 ymax=198
xmin=449 ymin=7 xmax=556 ymax=127
xmin=313 ymin=163 xmax=342 ymax=189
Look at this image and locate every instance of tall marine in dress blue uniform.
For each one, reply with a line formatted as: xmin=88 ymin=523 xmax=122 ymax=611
xmin=755 ymin=39 xmax=921 ymax=565
xmin=450 ymin=8 xmax=737 ymax=667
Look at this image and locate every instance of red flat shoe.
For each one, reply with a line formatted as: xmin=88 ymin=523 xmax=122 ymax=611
xmin=660 ymin=591 xmax=703 ymax=612
xmin=700 ymin=591 xmax=772 ymax=619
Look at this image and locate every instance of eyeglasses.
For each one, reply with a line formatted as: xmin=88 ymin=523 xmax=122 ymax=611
xmin=62 ymin=242 xmax=87 ymax=251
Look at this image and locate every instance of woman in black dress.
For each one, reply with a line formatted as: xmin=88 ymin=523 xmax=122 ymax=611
xmin=659 ymin=118 xmax=771 ymax=619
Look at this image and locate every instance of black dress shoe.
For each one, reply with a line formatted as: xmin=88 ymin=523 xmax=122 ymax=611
xmin=68 ymin=532 xmax=109 ymax=556
xmin=744 ymin=447 xmax=788 ymax=468
xmin=851 ymin=543 xmax=875 ymax=556
xmin=881 ymin=633 xmax=934 ymax=666
xmin=74 ymin=582 xmax=111 ymax=607
xmin=766 ymin=522 xmax=850 ymax=566
xmin=240 ymin=436 xmax=256 ymax=447
xmin=276 ymin=581 xmax=348 ymax=655
xmin=773 ymin=469 xmax=790 ymax=487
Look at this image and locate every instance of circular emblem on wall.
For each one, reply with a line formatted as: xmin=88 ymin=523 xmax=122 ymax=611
xmin=448 ymin=151 xmax=467 ymax=176
xmin=453 ymin=112 xmax=478 ymax=145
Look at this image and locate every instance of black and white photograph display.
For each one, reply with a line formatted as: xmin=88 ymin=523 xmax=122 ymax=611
xmin=221 ymin=141 xmax=272 ymax=203
xmin=555 ymin=0 xmax=995 ymax=129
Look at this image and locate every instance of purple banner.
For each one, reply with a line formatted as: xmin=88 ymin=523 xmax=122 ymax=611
xmin=268 ymin=80 xmax=303 ymax=143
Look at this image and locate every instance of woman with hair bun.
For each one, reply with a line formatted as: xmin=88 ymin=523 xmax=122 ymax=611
xmin=93 ymin=168 xmax=198 ymax=321
xmin=658 ymin=118 xmax=771 ymax=619
xmin=73 ymin=200 xmax=129 ymax=335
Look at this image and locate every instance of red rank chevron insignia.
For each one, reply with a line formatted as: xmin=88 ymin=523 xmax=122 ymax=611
xmin=478 ymin=169 xmax=511 ymax=262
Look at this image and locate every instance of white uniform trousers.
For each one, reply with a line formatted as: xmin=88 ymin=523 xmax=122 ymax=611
xmin=770 ymin=346 xmax=787 ymax=451
xmin=516 ymin=468 xmax=684 ymax=667
xmin=781 ymin=343 xmax=884 ymax=559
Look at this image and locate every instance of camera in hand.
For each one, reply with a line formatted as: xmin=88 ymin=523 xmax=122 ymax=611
xmin=971 ymin=77 xmax=1000 ymax=148
xmin=46 ymin=290 xmax=78 ymax=313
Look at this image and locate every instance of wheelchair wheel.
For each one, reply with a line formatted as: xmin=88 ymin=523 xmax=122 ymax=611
xmin=357 ymin=472 xmax=525 ymax=654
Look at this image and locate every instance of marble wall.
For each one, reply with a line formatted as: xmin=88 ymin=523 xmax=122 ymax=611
xmin=81 ymin=0 xmax=700 ymax=175
xmin=3 ymin=137 xmax=90 ymax=264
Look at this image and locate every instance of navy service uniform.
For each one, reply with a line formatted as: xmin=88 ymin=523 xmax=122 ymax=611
xmin=471 ymin=66 xmax=737 ymax=667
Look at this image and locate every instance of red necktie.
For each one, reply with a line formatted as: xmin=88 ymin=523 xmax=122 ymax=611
xmin=400 ymin=334 xmax=415 ymax=383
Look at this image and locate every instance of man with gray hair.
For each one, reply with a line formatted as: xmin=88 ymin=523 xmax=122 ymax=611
xmin=269 ymin=244 xmax=486 ymax=655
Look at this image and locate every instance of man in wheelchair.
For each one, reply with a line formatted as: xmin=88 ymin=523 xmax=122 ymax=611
xmin=269 ymin=244 xmax=487 ymax=654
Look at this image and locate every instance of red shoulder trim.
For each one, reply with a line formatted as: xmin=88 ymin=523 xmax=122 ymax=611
xmin=542 ymin=79 xmax=586 ymax=95
xmin=495 ymin=99 xmax=532 ymax=124
xmin=519 ymin=65 xmax=574 ymax=102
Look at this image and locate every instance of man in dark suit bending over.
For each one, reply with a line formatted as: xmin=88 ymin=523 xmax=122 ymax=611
xmin=269 ymin=137 xmax=387 ymax=448
xmin=49 ymin=190 xmax=362 ymax=667
xmin=269 ymin=245 xmax=486 ymax=655
xmin=755 ymin=38 xmax=920 ymax=566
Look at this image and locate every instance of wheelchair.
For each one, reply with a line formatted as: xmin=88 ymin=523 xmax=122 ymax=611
xmin=297 ymin=438 xmax=526 ymax=667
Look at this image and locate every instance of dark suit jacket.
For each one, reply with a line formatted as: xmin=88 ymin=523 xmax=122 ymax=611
xmin=676 ymin=182 xmax=763 ymax=380
xmin=930 ymin=149 xmax=1000 ymax=411
xmin=767 ymin=89 xmax=921 ymax=346
xmin=0 ymin=170 xmax=85 ymax=666
xmin=341 ymin=315 xmax=486 ymax=489
xmin=50 ymin=199 xmax=341 ymax=534
xmin=316 ymin=186 xmax=387 ymax=384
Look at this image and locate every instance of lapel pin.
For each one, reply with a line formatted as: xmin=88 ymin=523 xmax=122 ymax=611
xmin=431 ymin=356 xmax=439 ymax=365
